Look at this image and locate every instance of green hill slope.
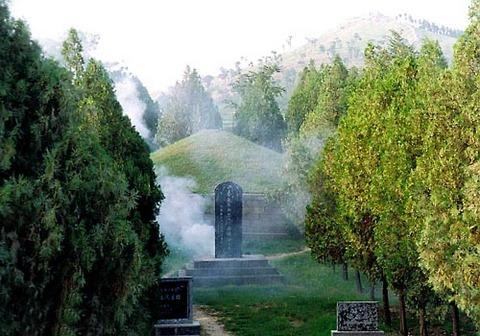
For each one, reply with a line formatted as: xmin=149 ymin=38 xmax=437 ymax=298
xmin=151 ymin=130 xmax=283 ymax=194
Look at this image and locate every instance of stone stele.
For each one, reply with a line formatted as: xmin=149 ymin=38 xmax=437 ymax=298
xmin=331 ymin=301 xmax=384 ymax=336
xmin=214 ymin=181 xmax=242 ymax=258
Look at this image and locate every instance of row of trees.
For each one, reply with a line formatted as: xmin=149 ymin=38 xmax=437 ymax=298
xmin=0 ymin=2 xmax=167 ymax=333
xmin=285 ymin=2 xmax=480 ymax=334
xmin=156 ymin=66 xmax=222 ymax=146
xmin=279 ymin=56 xmax=357 ymax=227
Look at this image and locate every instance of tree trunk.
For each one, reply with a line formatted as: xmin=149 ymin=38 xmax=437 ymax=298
xmin=355 ymin=270 xmax=363 ymax=293
xmin=342 ymin=263 xmax=348 ymax=281
xmin=419 ymin=305 xmax=428 ymax=336
xmin=370 ymin=281 xmax=376 ymax=301
xmin=399 ymin=289 xmax=408 ymax=336
xmin=451 ymin=302 xmax=460 ymax=336
xmin=382 ymin=277 xmax=392 ymax=327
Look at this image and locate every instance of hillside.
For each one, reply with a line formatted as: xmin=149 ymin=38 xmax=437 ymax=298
xmin=150 ymin=130 xmax=283 ymax=194
xmin=202 ymin=13 xmax=461 ymax=127
xmin=282 ymin=13 xmax=459 ymax=70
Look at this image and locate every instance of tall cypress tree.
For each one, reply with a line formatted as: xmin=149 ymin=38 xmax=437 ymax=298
xmin=0 ymin=11 xmax=166 ymax=335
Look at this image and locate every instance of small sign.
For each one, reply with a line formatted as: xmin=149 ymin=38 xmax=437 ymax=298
xmin=337 ymin=301 xmax=379 ymax=331
xmin=157 ymin=277 xmax=193 ymax=323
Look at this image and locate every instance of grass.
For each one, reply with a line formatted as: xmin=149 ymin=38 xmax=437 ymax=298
xmin=194 ymin=252 xmax=371 ymax=336
xmin=150 ymin=130 xmax=284 ymax=194
xmin=163 ymin=241 xmax=477 ymax=335
xmin=193 ymin=251 xmax=478 ymax=335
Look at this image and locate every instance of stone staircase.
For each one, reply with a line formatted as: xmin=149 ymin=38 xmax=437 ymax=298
xmin=180 ymin=255 xmax=284 ymax=287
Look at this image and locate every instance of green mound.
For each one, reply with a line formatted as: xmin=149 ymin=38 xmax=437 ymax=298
xmin=151 ymin=130 xmax=283 ymax=194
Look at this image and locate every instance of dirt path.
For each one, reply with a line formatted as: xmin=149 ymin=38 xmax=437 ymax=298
xmin=266 ymin=247 xmax=311 ymax=261
xmin=194 ymin=305 xmax=234 ymax=336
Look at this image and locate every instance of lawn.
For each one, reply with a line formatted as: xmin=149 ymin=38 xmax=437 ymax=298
xmin=192 ymin=252 xmax=477 ymax=335
xmin=194 ymin=252 xmax=373 ymax=336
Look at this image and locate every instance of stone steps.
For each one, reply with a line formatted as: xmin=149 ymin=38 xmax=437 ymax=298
xmin=185 ymin=266 xmax=279 ymax=277
xmin=154 ymin=321 xmax=200 ymax=336
xmin=192 ymin=274 xmax=284 ymax=287
xmin=184 ymin=255 xmax=284 ymax=287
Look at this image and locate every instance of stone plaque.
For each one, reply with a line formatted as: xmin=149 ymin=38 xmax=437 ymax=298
xmin=215 ymin=181 xmax=242 ymax=258
xmin=337 ymin=302 xmax=379 ymax=331
xmin=157 ymin=277 xmax=193 ymax=323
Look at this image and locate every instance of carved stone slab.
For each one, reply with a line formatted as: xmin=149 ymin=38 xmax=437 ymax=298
xmin=337 ymin=301 xmax=379 ymax=331
xmin=215 ymin=181 xmax=242 ymax=258
xmin=156 ymin=277 xmax=193 ymax=324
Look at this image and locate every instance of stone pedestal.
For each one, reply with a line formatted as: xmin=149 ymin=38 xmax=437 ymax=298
xmin=331 ymin=332 xmax=384 ymax=336
xmin=182 ymin=254 xmax=283 ymax=287
xmin=154 ymin=321 xmax=201 ymax=336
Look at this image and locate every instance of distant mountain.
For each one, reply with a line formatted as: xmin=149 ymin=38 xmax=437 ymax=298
xmin=202 ymin=13 xmax=462 ymax=128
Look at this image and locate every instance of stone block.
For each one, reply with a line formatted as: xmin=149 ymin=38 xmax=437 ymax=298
xmin=331 ymin=332 xmax=384 ymax=336
xmin=331 ymin=301 xmax=384 ymax=335
xmin=154 ymin=321 xmax=201 ymax=336
xmin=186 ymin=255 xmax=284 ymax=287
xmin=337 ymin=301 xmax=379 ymax=331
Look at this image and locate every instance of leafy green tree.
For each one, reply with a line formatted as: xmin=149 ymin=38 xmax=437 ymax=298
xmin=157 ymin=66 xmax=222 ymax=145
xmin=280 ymin=57 xmax=356 ymax=229
xmin=305 ymin=138 xmax=348 ymax=268
xmin=0 ymin=16 xmax=166 ymax=335
xmin=411 ymin=1 xmax=480 ymax=327
xmin=322 ymin=35 xmax=451 ymax=335
xmin=300 ymin=56 xmax=354 ymax=138
xmin=285 ymin=62 xmax=324 ymax=135
xmin=232 ymin=64 xmax=286 ymax=151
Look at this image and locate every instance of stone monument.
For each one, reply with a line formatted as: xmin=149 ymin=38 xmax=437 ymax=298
xmin=331 ymin=301 xmax=384 ymax=336
xmin=182 ymin=181 xmax=283 ymax=287
xmin=153 ymin=277 xmax=201 ymax=336
xmin=215 ymin=181 xmax=242 ymax=258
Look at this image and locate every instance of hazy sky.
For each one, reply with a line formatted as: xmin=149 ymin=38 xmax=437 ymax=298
xmin=10 ymin=0 xmax=471 ymax=94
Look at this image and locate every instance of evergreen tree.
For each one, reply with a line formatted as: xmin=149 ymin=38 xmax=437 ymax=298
xmin=285 ymin=62 xmax=324 ymax=135
xmin=157 ymin=66 xmax=222 ymax=145
xmin=232 ymin=64 xmax=286 ymax=151
xmin=411 ymin=1 xmax=480 ymax=326
xmin=280 ymin=56 xmax=356 ymax=229
xmin=0 ymin=16 xmax=166 ymax=335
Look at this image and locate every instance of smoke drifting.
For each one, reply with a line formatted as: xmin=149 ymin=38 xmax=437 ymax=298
xmin=115 ymin=78 xmax=151 ymax=139
xmin=156 ymin=167 xmax=214 ymax=258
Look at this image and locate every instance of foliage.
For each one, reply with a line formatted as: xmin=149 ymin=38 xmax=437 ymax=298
xmin=0 ymin=15 xmax=166 ymax=335
xmin=232 ymin=64 xmax=286 ymax=151
xmin=285 ymin=62 xmax=324 ymax=135
xmin=279 ymin=57 xmax=356 ymax=230
xmin=305 ymin=138 xmax=347 ymax=266
xmin=305 ymin=22 xmax=480 ymax=332
xmin=410 ymin=1 xmax=480 ymax=325
xmin=157 ymin=66 xmax=222 ymax=146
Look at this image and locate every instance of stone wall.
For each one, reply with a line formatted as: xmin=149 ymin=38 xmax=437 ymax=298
xmin=203 ymin=193 xmax=290 ymax=239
